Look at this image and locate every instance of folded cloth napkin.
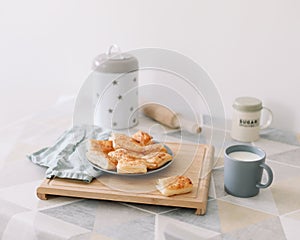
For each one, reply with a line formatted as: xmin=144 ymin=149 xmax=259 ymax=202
xmin=27 ymin=125 xmax=111 ymax=183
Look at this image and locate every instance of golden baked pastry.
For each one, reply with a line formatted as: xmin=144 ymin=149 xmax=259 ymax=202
xmin=86 ymin=139 xmax=116 ymax=170
xmin=88 ymin=139 xmax=114 ymax=154
xmin=156 ymin=176 xmax=193 ymax=197
xmin=108 ymin=148 xmax=172 ymax=169
xmin=160 ymin=147 xmax=167 ymax=153
xmin=108 ymin=148 xmax=156 ymax=160
xmin=85 ymin=151 xmax=117 ymax=170
xmin=86 ymin=130 xmax=173 ymax=174
xmin=111 ymin=133 xmax=164 ymax=154
xmin=117 ymin=159 xmax=147 ymax=174
xmin=144 ymin=152 xmax=173 ymax=169
xmin=108 ymin=148 xmax=140 ymax=161
xmin=131 ymin=130 xmax=153 ymax=146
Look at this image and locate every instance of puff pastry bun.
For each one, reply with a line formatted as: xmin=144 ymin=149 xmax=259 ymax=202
xmin=85 ymin=150 xmax=117 ymax=170
xmin=110 ymin=133 xmax=165 ymax=154
xmin=156 ymin=176 xmax=193 ymax=196
xmin=117 ymin=159 xmax=147 ymax=174
xmin=131 ymin=130 xmax=153 ymax=146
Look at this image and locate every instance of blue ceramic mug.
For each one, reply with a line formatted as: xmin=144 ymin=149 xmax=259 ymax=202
xmin=224 ymin=145 xmax=273 ymax=198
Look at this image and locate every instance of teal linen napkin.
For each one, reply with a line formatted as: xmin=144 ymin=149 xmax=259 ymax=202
xmin=27 ymin=125 xmax=111 ymax=183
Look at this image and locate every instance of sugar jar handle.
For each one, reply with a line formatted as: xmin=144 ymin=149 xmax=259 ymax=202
xmin=260 ymin=107 xmax=273 ymax=130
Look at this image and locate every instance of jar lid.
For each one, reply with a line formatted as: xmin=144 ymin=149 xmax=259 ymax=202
xmin=233 ymin=97 xmax=262 ymax=112
xmin=92 ymin=45 xmax=138 ymax=73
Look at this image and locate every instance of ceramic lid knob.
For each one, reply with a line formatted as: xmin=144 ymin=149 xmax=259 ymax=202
xmin=92 ymin=44 xmax=138 ymax=73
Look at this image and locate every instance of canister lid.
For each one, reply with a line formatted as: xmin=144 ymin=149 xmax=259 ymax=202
xmin=92 ymin=45 xmax=138 ymax=73
xmin=233 ymin=97 xmax=262 ymax=112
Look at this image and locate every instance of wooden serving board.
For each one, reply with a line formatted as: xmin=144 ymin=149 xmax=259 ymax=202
xmin=37 ymin=142 xmax=214 ymax=215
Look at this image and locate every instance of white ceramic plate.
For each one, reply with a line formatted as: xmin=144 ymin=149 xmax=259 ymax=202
xmin=87 ymin=143 xmax=173 ymax=176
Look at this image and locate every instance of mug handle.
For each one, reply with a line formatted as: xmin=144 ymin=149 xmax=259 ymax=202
xmin=260 ymin=107 xmax=273 ymax=130
xmin=256 ymin=163 xmax=273 ymax=189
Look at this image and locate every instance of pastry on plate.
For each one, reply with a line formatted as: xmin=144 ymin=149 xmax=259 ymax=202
xmin=110 ymin=133 xmax=164 ymax=154
xmin=156 ymin=176 xmax=193 ymax=197
xmin=131 ymin=130 xmax=153 ymax=146
xmin=117 ymin=158 xmax=147 ymax=174
xmin=86 ymin=139 xmax=116 ymax=170
xmin=108 ymin=148 xmax=143 ymax=160
xmin=108 ymin=148 xmax=165 ymax=160
xmin=86 ymin=131 xmax=173 ymax=173
xmin=144 ymin=152 xmax=173 ymax=169
xmin=108 ymin=148 xmax=173 ymax=170
xmin=88 ymin=139 xmax=114 ymax=154
xmin=85 ymin=151 xmax=117 ymax=170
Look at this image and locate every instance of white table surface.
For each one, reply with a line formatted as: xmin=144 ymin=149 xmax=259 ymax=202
xmin=1 ymin=99 xmax=300 ymax=240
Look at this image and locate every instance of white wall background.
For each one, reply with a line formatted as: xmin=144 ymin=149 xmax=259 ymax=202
xmin=1 ymin=0 xmax=299 ymax=131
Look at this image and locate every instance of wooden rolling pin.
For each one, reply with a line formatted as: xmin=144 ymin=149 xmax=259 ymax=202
xmin=142 ymin=103 xmax=201 ymax=134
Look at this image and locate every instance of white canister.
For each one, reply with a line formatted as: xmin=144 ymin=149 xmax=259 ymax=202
xmin=92 ymin=45 xmax=139 ymax=130
xmin=230 ymin=97 xmax=273 ymax=142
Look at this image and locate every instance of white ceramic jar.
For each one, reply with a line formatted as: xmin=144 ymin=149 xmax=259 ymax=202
xmin=230 ymin=97 xmax=273 ymax=142
xmin=92 ymin=45 xmax=139 ymax=130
